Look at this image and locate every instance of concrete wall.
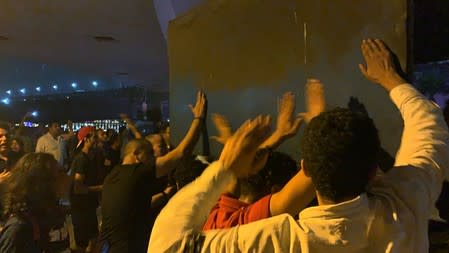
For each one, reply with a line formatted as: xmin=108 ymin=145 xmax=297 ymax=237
xmin=168 ymin=0 xmax=409 ymax=159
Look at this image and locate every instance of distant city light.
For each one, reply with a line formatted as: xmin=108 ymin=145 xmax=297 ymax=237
xmin=6 ymin=90 xmax=11 ymax=95
xmin=1 ymin=98 xmax=10 ymax=105
xmin=19 ymin=88 xmax=26 ymax=94
xmin=36 ymin=86 xmax=41 ymax=92
xmin=71 ymin=82 xmax=78 ymax=88
xmin=92 ymin=81 xmax=98 ymax=87
xmin=52 ymin=84 xmax=58 ymax=90
xmin=31 ymin=111 xmax=38 ymax=117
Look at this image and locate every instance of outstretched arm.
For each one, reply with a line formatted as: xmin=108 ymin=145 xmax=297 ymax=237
xmin=155 ymin=91 xmax=207 ymax=178
xmin=120 ymin=114 xmax=143 ymax=140
xmin=269 ymin=80 xmax=325 ymax=216
xmin=360 ymin=39 xmax=449 ymax=201
xmin=149 ymin=115 xmax=273 ymax=252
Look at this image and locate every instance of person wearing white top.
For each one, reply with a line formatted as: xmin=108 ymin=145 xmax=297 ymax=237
xmin=148 ymin=39 xmax=449 ymax=253
xmin=35 ymin=122 xmax=69 ymax=166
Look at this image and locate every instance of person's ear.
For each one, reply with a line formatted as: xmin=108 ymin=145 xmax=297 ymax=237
xmin=301 ymin=159 xmax=310 ymax=177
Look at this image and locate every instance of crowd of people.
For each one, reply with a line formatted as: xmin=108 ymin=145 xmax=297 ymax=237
xmin=0 ymin=38 xmax=448 ymax=253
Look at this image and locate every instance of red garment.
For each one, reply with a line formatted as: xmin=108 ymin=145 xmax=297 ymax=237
xmin=202 ymin=194 xmax=272 ymax=231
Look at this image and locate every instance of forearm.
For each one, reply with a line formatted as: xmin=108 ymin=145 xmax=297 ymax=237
xmin=270 ymin=169 xmax=315 ymax=216
xmin=390 ymin=84 xmax=449 ymax=194
xmin=176 ymin=118 xmax=202 ymax=156
xmin=259 ymin=132 xmax=286 ymax=150
xmin=128 ymin=125 xmax=142 ymax=139
xmin=149 ymin=161 xmax=235 ymax=252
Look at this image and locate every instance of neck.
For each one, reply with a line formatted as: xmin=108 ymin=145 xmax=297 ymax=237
xmin=316 ymin=192 xmax=336 ymax=205
xmin=316 ymin=191 xmax=357 ymax=206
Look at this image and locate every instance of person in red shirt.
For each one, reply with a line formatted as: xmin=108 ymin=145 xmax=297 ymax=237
xmin=204 ymin=81 xmax=325 ymax=230
xmin=203 ymin=152 xmax=297 ymax=230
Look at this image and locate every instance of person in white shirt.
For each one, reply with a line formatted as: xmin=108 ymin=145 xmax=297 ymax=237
xmin=148 ymin=39 xmax=449 ymax=253
xmin=36 ymin=122 xmax=72 ymax=166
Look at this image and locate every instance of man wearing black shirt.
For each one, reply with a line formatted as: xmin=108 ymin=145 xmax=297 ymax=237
xmin=100 ymin=91 xmax=207 ymax=253
xmin=71 ymin=126 xmax=103 ymax=253
xmin=100 ymin=139 xmax=159 ymax=253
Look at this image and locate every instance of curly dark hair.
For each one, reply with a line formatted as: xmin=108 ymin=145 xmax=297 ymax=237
xmin=239 ymin=152 xmax=298 ymax=201
xmin=301 ymin=108 xmax=380 ymax=202
xmin=1 ymin=153 xmax=67 ymax=219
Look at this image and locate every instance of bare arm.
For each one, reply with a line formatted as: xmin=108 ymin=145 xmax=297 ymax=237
xmin=269 ymin=80 xmax=325 ymax=216
xmin=360 ymin=39 xmax=449 ymax=200
xmin=155 ymin=91 xmax=207 ymax=178
xmin=120 ymin=114 xmax=143 ymax=140
xmin=74 ymin=173 xmax=102 ymax=194
xmin=60 ymin=120 xmax=75 ymax=141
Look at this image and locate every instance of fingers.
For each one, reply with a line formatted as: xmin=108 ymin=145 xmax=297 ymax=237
xmin=305 ymin=79 xmax=325 ymax=120
xmin=358 ymin=63 xmax=368 ymax=76
xmin=375 ymin=39 xmax=388 ymax=51
xmin=292 ymin=114 xmax=304 ymax=130
xmin=361 ymin=40 xmax=371 ymax=58
xmin=280 ymin=92 xmax=295 ymax=116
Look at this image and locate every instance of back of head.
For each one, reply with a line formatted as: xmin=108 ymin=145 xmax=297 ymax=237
xmin=122 ymin=139 xmax=154 ymax=161
xmin=301 ymin=108 xmax=380 ymax=203
xmin=239 ymin=152 xmax=298 ymax=202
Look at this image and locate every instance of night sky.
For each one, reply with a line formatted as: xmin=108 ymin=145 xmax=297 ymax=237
xmin=414 ymin=0 xmax=449 ymax=63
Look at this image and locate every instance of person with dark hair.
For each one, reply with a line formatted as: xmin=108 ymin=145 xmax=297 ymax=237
xmin=149 ymin=39 xmax=449 ymax=252
xmin=36 ymin=122 xmax=74 ymax=166
xmin=100 ymin=91 xmax=207 ymax=253
xmin=104 ymin=132 xmax=121 ymax=176
xmin=6 ymin=138 xmax=27 ymax=171
xmin=202 ymin=83 xmax=323 ymax=231
xmin=202 ymin=151 xmax=299 ymax=231
xmin=70 ymin=126 xmax=103 ymax=253
xmin=173 ymin=158 xmax=208 ymax=190
xmin=0 ymin=153 xmax=71 ymax=253
xmin=0 ymin=122 xmax=11 ymax=173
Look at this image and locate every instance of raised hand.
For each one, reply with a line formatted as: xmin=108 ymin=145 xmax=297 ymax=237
xmin=220 ymin=115 xmax=272 ymax=178
xmin=273 ymin=92 xmax=303 ymax=139
xmin=189 ymin=91 xmax=207 ymax=119
xmin=359 ymin=39 xmax=405 ymax=91
xmin=303 ymin=79 xmax=325 ymax=123
xmin=210 ymin=114 xmax=233 ymax=144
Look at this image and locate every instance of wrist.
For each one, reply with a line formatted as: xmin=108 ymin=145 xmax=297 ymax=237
xmin=380 ymin=73 xmax=406 ymax=92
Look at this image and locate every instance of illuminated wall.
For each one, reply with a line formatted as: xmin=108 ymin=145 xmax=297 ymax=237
xmin=168 ymin=0 xmax=409 ymax=159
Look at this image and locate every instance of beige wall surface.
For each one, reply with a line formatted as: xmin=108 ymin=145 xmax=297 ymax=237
xmin=168 ymin=0 xmax=408 ymax=159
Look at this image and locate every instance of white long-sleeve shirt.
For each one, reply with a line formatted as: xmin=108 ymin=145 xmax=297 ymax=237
xmin=149 ymin=84 xmax=449 ymax=253
xmin=35 ymin=132 xmax=66 ymax=165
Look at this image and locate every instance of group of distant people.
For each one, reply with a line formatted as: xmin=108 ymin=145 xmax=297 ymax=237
xmin=0 ymin=38 xmax=449 ymax=253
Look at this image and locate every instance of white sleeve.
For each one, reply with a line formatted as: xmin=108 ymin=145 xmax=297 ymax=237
xmin=390 ymin=84 xmax=449 ymax=202
xmin=35 ymin=137 xmax=45 ymax=153
xmin=148 ymin=161 xmax=236 ymax=252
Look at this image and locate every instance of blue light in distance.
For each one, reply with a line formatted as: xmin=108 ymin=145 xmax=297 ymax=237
xmin=19 ymin=88 xmax=26 ymax=94
xmin=1 ymin=98 xmax=10 ymax=105
xmin=52 ymin=85 xmax=58 ymax=90
xmin=71 ymin=82 xmax=78 ymax=88
xmin=92 ymin=81 xmax=98 ymax=87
